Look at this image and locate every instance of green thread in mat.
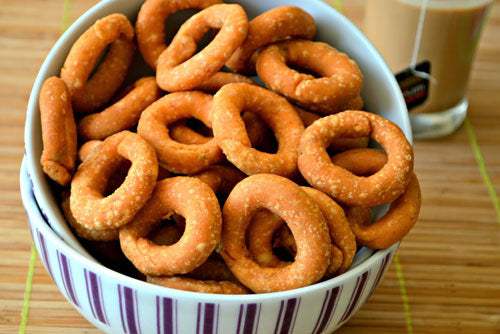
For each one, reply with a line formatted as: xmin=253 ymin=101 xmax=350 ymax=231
xmin=61 ymin=0 xmax=73 ymax=31
xmin=19 ymin=2 xmax=74 ymax=333
xmin=464 ymin=117 xmax=500 ymax=224
xmin=326 ymin=0 xmax=344 ymax=11
xmin=18 ymin=246 xmax=37 ymax=334
xmin=395 ymin=253 xmax=413 ymax=334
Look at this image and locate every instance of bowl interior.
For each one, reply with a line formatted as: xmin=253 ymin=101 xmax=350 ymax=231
xmin=24 ymin=0 xmax=411 ymax=291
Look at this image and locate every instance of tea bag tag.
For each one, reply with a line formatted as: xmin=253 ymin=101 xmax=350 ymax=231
xmin=395 ymin=60 xmax=431 ymax=110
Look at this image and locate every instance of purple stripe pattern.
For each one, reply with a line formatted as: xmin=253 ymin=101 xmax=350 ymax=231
xmin=118 ymin=285 xmax=141 ymax=334
xmin=57 ymin=251 xmax=79 ymax=307
xmin=339 ymin=271 xmax=370 ymax=323
xmin=155 ymin=296 xmax=177 ymax=334
xmin=84 ymin=269 xmax=108 ymax=325
xmin=236 ymin=303 xmax=262 ymax=334
xmin=36 ymin=230 xmax=53 ymax=278
xmin=312 ymin=286 xmax=342 ymax=334
xmin=196 ymin=303 xmax=219 ymax=334
xmin=367 ymin=253 xmax=392 ymax=298
xmin=273 ymin=298 xmax=301 ymax=334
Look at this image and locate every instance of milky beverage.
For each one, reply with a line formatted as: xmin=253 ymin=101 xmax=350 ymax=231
xmin=365 ymin=0 xmax=492 ymax=114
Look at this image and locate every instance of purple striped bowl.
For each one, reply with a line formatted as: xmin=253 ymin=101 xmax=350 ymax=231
xmin=21 ymin=161 xmax=397 ymax=334
xmin=23 ymin=0 xmax=410 ymax=332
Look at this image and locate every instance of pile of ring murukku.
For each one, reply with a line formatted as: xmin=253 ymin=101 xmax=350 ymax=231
xmin=39 ymin=0 xmax=421 ymax=294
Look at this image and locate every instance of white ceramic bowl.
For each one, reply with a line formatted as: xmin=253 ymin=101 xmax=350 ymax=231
xmin=23 ymin=0 xmax=411 ymax=333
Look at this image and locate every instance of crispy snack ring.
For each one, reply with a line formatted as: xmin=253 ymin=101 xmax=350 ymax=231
xmin=170 ymin=112 xmax=269 ymax=149
xmin=195 ymin=72 xmax=254 ymax=94
xmin=298 ymin=110 xmax=414 ymax=206
xmin=138 ymin=91 xmax=222 ymax=174
xmin=221 ymin=174 xmax=331 ymax=293
xmin=156 ymin=4 xmax=249 ymax=91
xmin=78 ymin=77 xmax=161 ymax=140
xmin=39 ymin=77 xmax=77 ymax=186
xmin=269 ymin=225 xmax=347 ymax=273
xmin=247 ymin=187 xmax=356 ymax=276
xmin=147 ymin=276 xmax=248 ymax=294
xmin=78 ymin=140 xmax=102 ymax=162
xmin=188 ymin=253 xmax=237 ymax=282
xmin=70 ymin=131 xmax=158 ymax=230
xmin=61 ymin=14 xmax=135 ymax=113
xmin=193 ymin=165 xmax=246 ymax=197
xmin=226 ymin=6 xmax=317 ymax=73
xmin=333 ymin=149 xmax=421 ymax=249
xmin=296 ymin=107 xmax=369 ymax=152
xmin=256 ymin=40 xmax=363 ymax=114
xmin=136 ymin=0 xmax=222 ymax=69
xmin=212 ymin=83 xmax=304 ymax=177
xmin=119 ymin=177 xmax=222 ymax=276
xmin=61 ymin=193 xmax=118 ymax=241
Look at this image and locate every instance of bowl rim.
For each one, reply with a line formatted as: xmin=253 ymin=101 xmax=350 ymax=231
xmin=21 ymin=158 xmax=398 ymax=302
xmin=23 ymin=0 xmax=407 ymax=301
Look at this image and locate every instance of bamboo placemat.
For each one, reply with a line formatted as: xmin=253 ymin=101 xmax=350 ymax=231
xmin=1 ymin=1 xmax=499 ymax=333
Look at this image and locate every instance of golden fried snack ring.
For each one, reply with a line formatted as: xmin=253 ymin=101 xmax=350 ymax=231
xmin=188 ymin=253 xmax=237 ymax=282
xmin=221 ymin=174 xmax=331 ymax=293
xmin=70 ymin=131 xmax=158 ymax=230
xmin=226 ymin=6 xmax=317 ymax=73
xmin=247 ymin=187 xmax=356 ymax=276
xmin=156 ymin=4 xmax=249 ymax=91
xmin=119 ymin=177 xmax=222 ymax=276
xmin=272 ymin=225 xmax=343 ymax=274
xmin=256 ymin=40 xmax=363 ymax=114
xmin=138 ymin=91 xmax=222 ymax=174
xmin=61 ymin=14 xmax=135 ymax=113
xmin=298 ymin=110 xmax=414 ymax=206
xmin=147 ymin=276 xmax=248 ymax=294
xmin=193 ymin=165 xmax=246 ymax=197
xmin=195 ymin=72 xmax=254 ymax=94
xmin=296 ymin=107 xmax=369 ymax=152
xmin=78 ymin=140 xmax=102 ymax=162
xmin=39 ymin=77 xmax=77 ymax=186
xmin=212 ymin=83 xmax=304 ymax=177
xmin=170 ymin=111 xmax=269 ymax=149
xmin=61 ymin=194 xmax=118 ymax=241
xmin=136 ymin=0 xmax=222 ymax=69
xmin=169 ymin=72 xmax=255 ymax=145
xmin=78 ymin=77 xmax=161 ymax=140
xmin=333 ymin=149 xmax=421 ymax=249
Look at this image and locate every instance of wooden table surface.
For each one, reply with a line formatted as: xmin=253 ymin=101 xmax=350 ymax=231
xmin=1 ymin=0 xmax=499 ymax=333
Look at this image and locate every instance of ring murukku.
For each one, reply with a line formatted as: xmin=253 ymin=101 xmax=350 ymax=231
xmin=221 ymin=174 xmax=331 ymax=293
xmin=296 ymin=106 xmax=369 ymax=152
xmin=170 ymin=111 xmax=270 ymax=149
xmin=333 ymin=148 xmax=421 ymax=249
xmin=78 ymin=77 xmax=161 ymax=140
xmin=212 ymin=83 xmax=304 ymax=177
xmin=247 ymin=187 xmax=356 ymax=276
xmin=119 ymin=177 xmax=222 ymax=276
xmin=60 ymin=14 xmax=135 ymax=113
xmin=147 ymin=276 xmax=248 ymax=294
xmin=298 ymin=111 xmax=414 ymax=206
xmin=195 ymin=72 xmax=254 ymax=94
xmin=61 ymin=193 xmax=118 ymax=241
xmin=138 ymin=91 xmax=222 ymax=174
xmin=156 ymin=4 xmax=249 ymax=91
xmin=39 ymin=77 xmax=77 ymax=186
xmin=226 ymin=6 xmax=317 ymax=73
xmin=78 ymin=140 xmax=102 ymax=162
xmin=193 ymin=165 xmax=246 ymax=197
xmin=256 ymin=40 xmax=363 ymax=114
xmin=70 ymin=131 xmax=158 ymax=230
xmin=136 ymin=0 xmax=222 ymax=69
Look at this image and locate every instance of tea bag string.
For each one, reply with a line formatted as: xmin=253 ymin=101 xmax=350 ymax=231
xmin=411 ymin=0 xmax=436 ymax=83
